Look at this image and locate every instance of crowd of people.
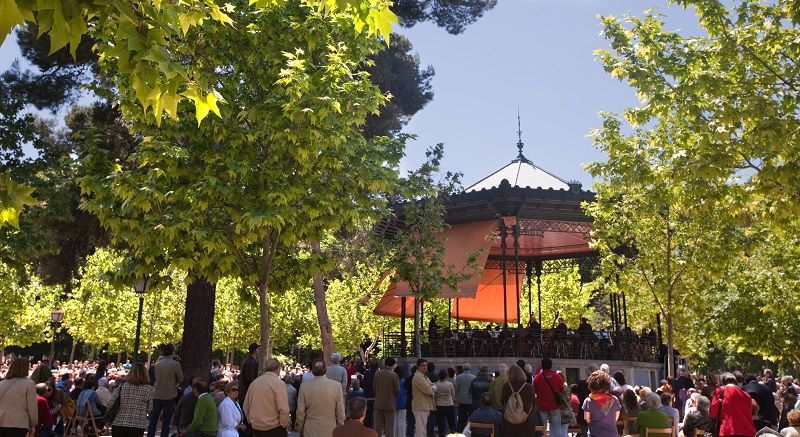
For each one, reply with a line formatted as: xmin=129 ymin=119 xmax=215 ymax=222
xmin=3 ymin=346 xmax=800 ymax=437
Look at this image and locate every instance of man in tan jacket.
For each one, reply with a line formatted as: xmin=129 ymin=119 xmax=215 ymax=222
xmin=243 ymin=359 xmax=290 ymax=437
xmin=373 ymin=357 xmax=400 ymax=437
xmin=148 ymin=344 xmax=183 ymax=437
xmin=296 ymin=360 xmax=345 ymax=437
xmin=411 ymin=359 xmax=436 ymax=437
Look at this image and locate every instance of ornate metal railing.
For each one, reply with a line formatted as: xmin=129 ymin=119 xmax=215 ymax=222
xmin=382 ymin=328 xmax=661 ymax=363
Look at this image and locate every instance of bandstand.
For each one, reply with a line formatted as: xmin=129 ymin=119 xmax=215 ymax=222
xmin=372 ymin=135 xmax=665 ymax=387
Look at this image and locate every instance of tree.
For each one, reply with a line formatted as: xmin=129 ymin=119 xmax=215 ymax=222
xmin=79 ymin=0 xmax=405 ymax=374
xmin=3 ymin=0 xmax=396 ymax=125
xmin=586 ymin=113 xmax=744 ymax=377
xmin=393 ymin=0 xmax=496 ymax=35
xmin=362 ymin=34 xmax=434 ymax=139
xmin=0 ymin=261 xmax=60 ymax=356
xmin=595 ymin=0 xmax=800 ymax=225
xmin=592 ymin=0 xmax=800 ymax=374
xmin=385 ymin=143 xmax=483 ymax=357
xmin=61 ymin=248 xmax=186 ymax=358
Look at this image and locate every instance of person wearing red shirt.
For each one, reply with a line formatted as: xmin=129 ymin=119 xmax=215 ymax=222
xmin=35 ymin=383 xmax=55 ymax=437
xmin=710 ymin=373 xmax=757 ymax=437
xmin=533 ymin=358 xmax=565 ymax=437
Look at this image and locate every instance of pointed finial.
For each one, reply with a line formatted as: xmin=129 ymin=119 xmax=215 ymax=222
xmin=515 ymin=108 xmax=530 ymax=163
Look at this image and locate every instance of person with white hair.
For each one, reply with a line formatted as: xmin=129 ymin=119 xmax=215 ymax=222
xmin=327 ymin=353 xmax=349 ymax=396
xmin=681 ymin=395 xmax=713 ymax=437
xmin=96 ymin=377 xmax=111 ymax=405
xmin=635 ymin=392 xmax=669 ymax=437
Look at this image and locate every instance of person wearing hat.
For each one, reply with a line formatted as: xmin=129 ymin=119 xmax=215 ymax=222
xmin=240 ymin=343 xmax=260 ymax=404
xmin=239 ymin=342 xmax=260 ymax=435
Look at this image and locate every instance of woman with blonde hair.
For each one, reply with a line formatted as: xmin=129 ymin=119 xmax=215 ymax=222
xmin=105 ymin=362 xmax=154 ymax=437
xmin=0 ymin=357 xmax=38 ymax=437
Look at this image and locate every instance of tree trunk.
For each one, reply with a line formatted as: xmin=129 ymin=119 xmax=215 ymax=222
xmin=257 ymin=282 xmax=271 ymax=373
xmin=68 ymin=340 xmax=77 ymax=364
xmin=311 ymin=241 xmax=334 ymax=364
xmin=180 ymin=276 xmax=216 ymax=387
xmin=414 ymin=298 xmax=422 ymax=358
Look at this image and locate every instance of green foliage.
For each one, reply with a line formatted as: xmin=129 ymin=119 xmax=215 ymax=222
xmin=3 ymin=0 xmax=396 ymax=124
xmin=0 ymin=262 xmax=60 ymax=349
xmin=79 ymin=0 xmax=404 ymax=363
xmin=519 ymin=266 xmax=594 ymax=329
xmin=62 ymin=248 xmax=186 ymax=354
xmin=392 ymin=0 xmax=496 ymax=35
xmin=590 ymin=0 xmax=800 ymax=370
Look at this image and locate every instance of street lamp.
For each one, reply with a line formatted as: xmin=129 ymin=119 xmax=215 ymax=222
xmin=48 ymin=308 xmax=64 ymax=363
xmin=133 ymin=276 xmax=148 ymax=363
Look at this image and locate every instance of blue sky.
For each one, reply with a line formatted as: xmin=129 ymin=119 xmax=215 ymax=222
xmin=0 ymin=1 xmax=703 ymax=188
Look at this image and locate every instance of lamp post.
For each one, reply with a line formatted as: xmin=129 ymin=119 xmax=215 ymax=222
xmin=49 ymin=308 xmax=64 ymax=363
xmin=133 ymin=276 xmax=148 ymax=363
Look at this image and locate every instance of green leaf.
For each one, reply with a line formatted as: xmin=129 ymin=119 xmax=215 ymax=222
xmin=0 ymin=0 xmax=25 ymax=46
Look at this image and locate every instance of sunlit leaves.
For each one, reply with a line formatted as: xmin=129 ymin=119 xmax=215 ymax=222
xmin=5 ymin=0 xmax=396 ymax=124
xmin=0 ymin=172 xmax=37 ymax=229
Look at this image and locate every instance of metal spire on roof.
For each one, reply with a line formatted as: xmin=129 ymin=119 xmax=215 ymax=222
xmin=514 ymin=108 xmax=531 ymax=164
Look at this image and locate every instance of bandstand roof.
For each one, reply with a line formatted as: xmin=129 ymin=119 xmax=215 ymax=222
xmin=373 ymin=139 xmax=597 ymax=323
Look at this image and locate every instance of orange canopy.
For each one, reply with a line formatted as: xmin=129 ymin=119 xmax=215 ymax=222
xmin=393 ymin=220 xmax=497 ymax=299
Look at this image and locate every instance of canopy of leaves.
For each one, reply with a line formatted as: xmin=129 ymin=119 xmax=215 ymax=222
xmin=393 ymin=0 xmax=496 ymax=34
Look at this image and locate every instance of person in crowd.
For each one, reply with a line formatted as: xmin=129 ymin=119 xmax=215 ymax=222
xmin=43 ymin=379 xmax=70 ymax=437
xmin=488 ymin=364 xmax=509 ymax=412
xmin=96 ymin=378 xmax=111 ymax=407
xmin=296 ymin=360 xmax=345 ymax=437
xmin=658 ymin=392 xmax=680 ymax=437
xmin=393 ymin=367 xmax=408 ymax=437
xmin=210 ymin=382 xmax=225 ymax=407
xmin=780 ymin=393 xmax=797 ymax=430
xmin=77 ymin=375 xmax=106 ymax=429
xmin=35 ymin=384 xmax=54 ymax=437
xmin=105 ymin=362 xmax=153 ymax=437
xmin=411 ymin=359 xmax=436 ymax=437
xmin=0 ymin=357 xmax=38 ymax=437
xmin=468 ymin=392 xmax=503 ymax=437
xmin=780 ymin=410 xmax=800 ymax=437
xmin=148 ymin=344 xmax=184 ymax=437
xmin=658 ymin=379 xmax=672 ymax=395
xmin=622 ymin=389 xmax=641 ymax=418
xmin=350 ymin=379 xmax=365 ymax=400
xmin=70 ymin=378 xmax=85 ymax=401
xmin=681 ymin=395 xmax=712 ymax=437
xmin=173 ymin=378 xmax=203 ymax=435
xmin=581 ymin=370 xmax=621 ymax=437
xmin=764 ymin=370 xmax=777 ymax=394
xmin=743 ymin=373 xmax=780 ymax=428
xmin=216 ymin=382 xmax=244 ymax=437
xmin=243 ymin=359 xmax=289 ymax=437
xmin=31 ymin=360 xmax=53 ymax=385
xmin=613 ymin=372 xmax=634 ymax=394
xmin=283 ymin=375 xmax=297 ymax=432
xmin=180 ymin=381 xmax=217 ymax=437
xmin=362 ymin=360 xmax=379 ymax=429
xmin=238 ymin=342 xmax=259 ymax=433
xmin=779 ymin=377 xmax=800 ymax=398
xmin=501 ymin=364 xmax=534 ymax=437
xmin=533 ymin=358 xmax=564 ymax=437
xmin=635 ymin=392 xmax=669 ymax=437
xmin=456 ymin=364 xmax=476 ymax=432
xmin=210 ymin=361 xmax=223 ymax=383
xmin=332 ymin=397 xmax=377 ymax=437
xmin=373 ymin=357 xmax=400 ymax=437
xmin=576 ymin=363 xmax=598 ymax=437
xmin=710 ymin=372 xmax=757 ymax=437
xmin=435 ymin=369 xmax=456 ymax=437
xmin=403 ymin=366 xmax=416 ymax=437
xmin=469 ymin=366 xmax=492 ymax=412
xmin=326 ymin=353 xmax=349 ymax=398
